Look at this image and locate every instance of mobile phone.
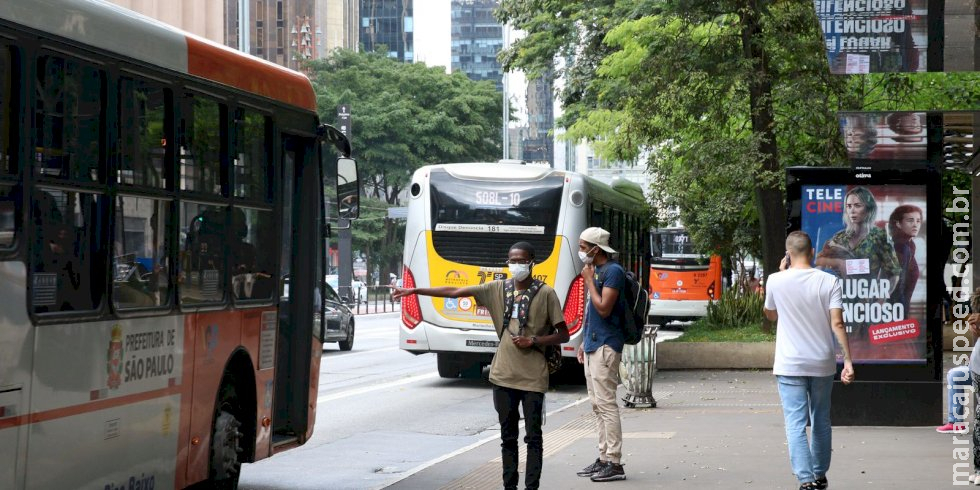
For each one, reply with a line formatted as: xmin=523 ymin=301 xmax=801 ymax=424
xmin=784 ymin=252 xmax=791 ymax=265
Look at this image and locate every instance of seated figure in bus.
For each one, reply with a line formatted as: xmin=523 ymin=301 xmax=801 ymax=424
xmin=231 ymin=208 xmax=272 ymax=299
xmin=37 ymin=223 xmax=83 ymax=310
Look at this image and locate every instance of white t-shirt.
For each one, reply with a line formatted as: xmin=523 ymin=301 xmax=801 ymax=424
xmin=764 ymin=268 xmax=843 ymax=377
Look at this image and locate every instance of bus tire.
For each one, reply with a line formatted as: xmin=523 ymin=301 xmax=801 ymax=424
xmin=338 ymin=320 xmax=355 ymax=351
xmin=437 ymin=354 xmax=461 ymax=378
xmin=208 ymin=380 xmax=244 ymax=489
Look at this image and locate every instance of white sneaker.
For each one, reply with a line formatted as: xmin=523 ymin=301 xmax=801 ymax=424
xmin=974 ymin=473 xmax=980 ymax=485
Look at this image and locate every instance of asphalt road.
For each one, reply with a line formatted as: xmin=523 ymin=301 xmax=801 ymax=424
xmin=238 ymin=312 xmax=588 ymax=489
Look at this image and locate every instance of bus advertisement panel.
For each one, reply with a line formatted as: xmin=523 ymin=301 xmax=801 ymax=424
xmin=802 ymin=183 xmax=927 ymax=363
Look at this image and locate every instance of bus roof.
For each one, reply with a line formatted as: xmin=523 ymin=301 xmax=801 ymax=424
xmin=432 ymin=162 xmax=563 ymax=181
xmin=0 ymin=0 xmax=316 ymax=111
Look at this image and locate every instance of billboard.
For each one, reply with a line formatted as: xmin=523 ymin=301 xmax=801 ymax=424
xmin=802 ymin=183 xmax=927 ymax=363
xmin=815 ymin=0 xmax=929 ymax=74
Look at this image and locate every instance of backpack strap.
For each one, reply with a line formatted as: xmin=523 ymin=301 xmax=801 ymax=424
xmin=502 ymin=279 xmax=544 ymax=335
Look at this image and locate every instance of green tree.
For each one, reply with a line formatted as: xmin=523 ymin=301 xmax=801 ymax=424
xmin=308 ymin=49 xmax=503 ymax=276
xmin=498 ymin=1 xmax=980 ymax=331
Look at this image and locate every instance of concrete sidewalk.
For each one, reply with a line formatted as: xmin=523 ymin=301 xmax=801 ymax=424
xmin=388 ymin=369 xmax=960 ymax=489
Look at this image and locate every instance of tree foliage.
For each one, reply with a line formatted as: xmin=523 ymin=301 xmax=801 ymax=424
xmin=498 ymin=1 xmax=980 ymax=308
xmin=308 ymin=49 xmax=504 ymax=277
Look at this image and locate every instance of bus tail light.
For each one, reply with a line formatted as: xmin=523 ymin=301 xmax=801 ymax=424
xmin=563 ymin=275 xmax=585 ymax=335
xmin=401 ymin=267 xmax=422 ymax=329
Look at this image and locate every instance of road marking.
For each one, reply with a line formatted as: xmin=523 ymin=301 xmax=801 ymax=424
xmin=316 ymin=371 xmax=440 ymax=404
xmin=378 ymin=395 xmax=591 ymax=490
xmin=325 ymin=347 xmax=399 ymax=359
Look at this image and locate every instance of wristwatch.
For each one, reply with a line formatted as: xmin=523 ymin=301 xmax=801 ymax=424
xmin=531 ymin=336 xmax=538 ymax=345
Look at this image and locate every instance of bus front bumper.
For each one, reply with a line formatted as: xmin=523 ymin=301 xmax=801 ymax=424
xmin=650 ymin=299 xmax=710 ymax=318
xmin=400 ymin=321 xmax=584 ymax=358
xmin=400 ymin=321 xmax=499 ymax=354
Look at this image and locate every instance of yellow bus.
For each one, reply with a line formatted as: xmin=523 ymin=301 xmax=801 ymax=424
xmin=399 ymin=162 xmax=648 ymax=378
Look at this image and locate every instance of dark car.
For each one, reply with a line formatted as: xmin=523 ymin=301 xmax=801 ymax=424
xmin=320 ymin=281 xmax=355 ymax=351
xmin=283 ymin=277 xmax=355 ymax=351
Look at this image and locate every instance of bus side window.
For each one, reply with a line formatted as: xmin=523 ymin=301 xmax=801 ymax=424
xmin=179 ymin=203 xmax=226 ymax=304
xmin=32 ymin=189 xmax=105 ymax=312
xmin=113 ymin=196 xmax=171 ymax=310
xmin=0 ymin=184 xmax=17 ymax=250
xmin=231 ymin=206 xmax=274 ymax=301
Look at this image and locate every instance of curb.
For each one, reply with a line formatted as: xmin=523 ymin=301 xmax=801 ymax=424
xmin=656 ymin=341 xmax=775 ymax=369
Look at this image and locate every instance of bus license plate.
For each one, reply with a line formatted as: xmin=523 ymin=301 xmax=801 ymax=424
xmin=466 ymin=340 xmax=498 ymax=348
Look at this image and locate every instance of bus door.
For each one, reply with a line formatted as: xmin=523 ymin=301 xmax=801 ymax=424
xmin=273 ymin=134 xmax=321 ymax=447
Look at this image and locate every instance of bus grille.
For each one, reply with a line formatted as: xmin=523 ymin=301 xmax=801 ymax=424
xmin=432 ymin=232 xmax=555 ymax=267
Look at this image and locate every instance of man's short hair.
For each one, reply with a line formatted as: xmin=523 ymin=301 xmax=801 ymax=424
xmin=785 ymin=231 xmax=812 ymax=255
xmin=510 ymin=241 xmax=535 ymax=259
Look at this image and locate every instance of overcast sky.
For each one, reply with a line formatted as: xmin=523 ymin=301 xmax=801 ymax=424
xmin=413 ymin=0 xmax=451 ymax=73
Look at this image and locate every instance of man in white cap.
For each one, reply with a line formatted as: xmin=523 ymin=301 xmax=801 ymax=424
xmin=575 ymin=226 xmax=627 ymax=482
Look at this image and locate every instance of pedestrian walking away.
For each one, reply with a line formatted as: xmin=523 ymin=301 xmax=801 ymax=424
xmin=764 ymin=230 xmax=855 ymax=490
xmin=576 ymin=226 xmax=628 ymax=482
xmin=391 ymin=242 xmax=568 ymax=490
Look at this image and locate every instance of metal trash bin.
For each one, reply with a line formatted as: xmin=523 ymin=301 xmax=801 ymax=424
xmin=620 ymin=325 xmax=658 ymax=408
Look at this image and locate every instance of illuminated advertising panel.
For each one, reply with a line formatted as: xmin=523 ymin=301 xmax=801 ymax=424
xmin=802 ymin=183 xmax=927 ymax=363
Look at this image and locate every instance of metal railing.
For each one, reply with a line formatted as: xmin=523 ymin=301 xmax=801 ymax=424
xmin=342 ymin=284 xmax=401 ymax=315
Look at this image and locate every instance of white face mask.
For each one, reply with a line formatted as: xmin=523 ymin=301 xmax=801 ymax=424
xmin=578 ymin=246 xmax=597 ymax=264
xmin=508 ymin=263 xmax=531 ymax=281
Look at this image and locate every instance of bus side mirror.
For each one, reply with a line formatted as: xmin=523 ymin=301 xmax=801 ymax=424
xmin=337 ymin=157 xmax=359 ymax=220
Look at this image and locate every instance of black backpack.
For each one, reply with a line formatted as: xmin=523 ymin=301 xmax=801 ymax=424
xmin=620 ymin=270 xmax=650 ymax=345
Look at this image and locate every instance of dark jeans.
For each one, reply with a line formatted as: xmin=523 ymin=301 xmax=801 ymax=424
xmin=492 ymin=384 xmax=545 ymax=490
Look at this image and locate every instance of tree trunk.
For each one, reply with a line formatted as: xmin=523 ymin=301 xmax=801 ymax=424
xmin=740 ymin=0 xmax=785 ymax=334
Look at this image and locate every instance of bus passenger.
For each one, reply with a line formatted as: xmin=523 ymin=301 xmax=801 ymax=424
xmin=576 ymin=227 xmax=627 ymax=482
xmin=392 ymin=242 xmax=568 ymax=490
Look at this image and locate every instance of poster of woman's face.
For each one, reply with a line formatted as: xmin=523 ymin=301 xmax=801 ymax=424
xmin=840 ymin=112 xmax=927 ymax=161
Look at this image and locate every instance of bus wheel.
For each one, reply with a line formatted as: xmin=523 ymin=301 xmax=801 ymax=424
xmin=338 ymin=321 xmax=355 ymax=351
xmin=436 ymin=354 xmax=461 ymax=378
xmin=209 ymin=384 xmax=244 ymax=489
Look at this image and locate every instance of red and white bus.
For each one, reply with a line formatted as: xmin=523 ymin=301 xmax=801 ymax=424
xmin=648 ymin=227 xmax=723 ymax=326
xmin=0 ymin=1 xmax=358 ymax=488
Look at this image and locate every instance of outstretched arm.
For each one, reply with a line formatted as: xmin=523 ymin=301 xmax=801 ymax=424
xmin=391 ymin=286 xmax=471 ymax=299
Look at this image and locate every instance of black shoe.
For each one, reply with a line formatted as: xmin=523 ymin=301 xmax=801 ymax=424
xmin=590 ymin=462 xmax=626 ymax=482
xmin=814 ymin=476 xmax=828 ymax=489
xmin=799 ymin=483 xmax=818 ymax=490
xmin=577 ymin=458 xmax=606 ymax=477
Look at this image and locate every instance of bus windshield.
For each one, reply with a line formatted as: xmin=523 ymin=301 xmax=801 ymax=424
xmin=429 ymin=170 xmax=564 ymax=233
xmin=428 ymin=169 xmax=564 ymax=266
xmin=651 ymin=229 xmax=699 ymax=259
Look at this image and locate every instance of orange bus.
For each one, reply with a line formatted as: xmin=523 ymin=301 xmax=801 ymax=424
xmin=0 ymin=1 xmax=358 ymax=488
xmin=648 ymin=227 xmax=723 ymax=326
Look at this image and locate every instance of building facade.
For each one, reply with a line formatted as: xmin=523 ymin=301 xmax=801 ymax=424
xmin=522 ymin=72 xmax=554 ymax=166
xmin=105 ymin=0 xmax=225 ymax=43
xmin=226 ymin=0 xmax=359 ymax=71
xmin=450 ymin=0 xmax=503 ymax=91
xmin=360 ymin=0 xmax=413 ymax=62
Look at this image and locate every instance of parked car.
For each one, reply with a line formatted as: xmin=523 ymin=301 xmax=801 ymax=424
xmin=282 ymin=277 xmax=355 ymax=351
xmin=325 ymin=275 xmax=367 ymax=305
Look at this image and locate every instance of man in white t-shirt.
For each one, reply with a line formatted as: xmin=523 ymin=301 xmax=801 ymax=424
xmin=764 ymin=231 xmax=855 ymax=490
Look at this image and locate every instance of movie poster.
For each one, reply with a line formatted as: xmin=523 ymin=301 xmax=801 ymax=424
xmin=802 ymin=184 xmax=927 ymax=363
xmin=840 ymin=112 xmax=927 ymax=161
xmin=815 ymin=0 xmax=929 ymax=74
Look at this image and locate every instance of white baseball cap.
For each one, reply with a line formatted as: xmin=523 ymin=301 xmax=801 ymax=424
xmin=579 ymin=227 xmax=617 ymax=254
